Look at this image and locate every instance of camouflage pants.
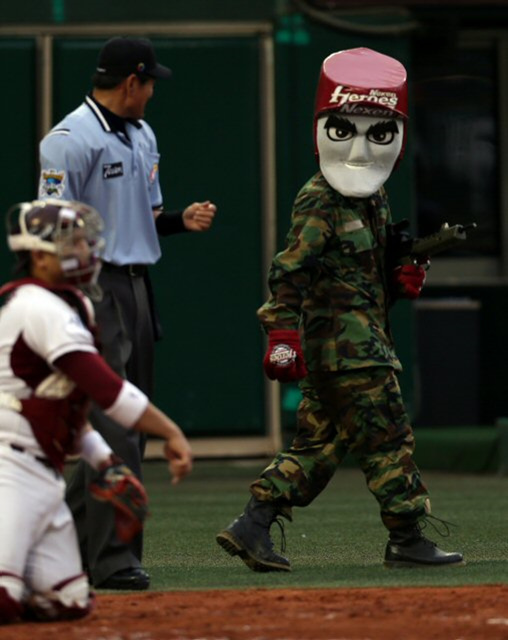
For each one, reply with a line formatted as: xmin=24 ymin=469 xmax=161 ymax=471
xmin=251 ymin=367 xmax=430 ymax=530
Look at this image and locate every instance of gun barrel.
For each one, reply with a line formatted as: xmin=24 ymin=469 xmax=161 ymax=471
xmin=401 ymin=223 xmax=476 ymax=264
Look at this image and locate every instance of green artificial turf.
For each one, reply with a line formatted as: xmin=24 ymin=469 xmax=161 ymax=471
xmin=140 ymin=459 xmax=508 ymax=591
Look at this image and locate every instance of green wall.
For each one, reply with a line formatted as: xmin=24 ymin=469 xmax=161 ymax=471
xmin=0 ymin=39 xmax=37 ymax=279
xmin=416 ymin=285 xmax=508 ymax=426
xmin=0 ymin=12 xmax=419 ymax=436
xmin=2 ymin=0 xmax=277 ymax=24
xmin=50 ymin=35 xmax=266 ymax=436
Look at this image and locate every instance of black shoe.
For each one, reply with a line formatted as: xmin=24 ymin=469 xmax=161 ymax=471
xmin=216 ymin=497 xmax=291 ymax=572
xmin=384 ymin=524 xmax=464 ymax=568
xmin=95 ymin=567 xmax=150 ymax=590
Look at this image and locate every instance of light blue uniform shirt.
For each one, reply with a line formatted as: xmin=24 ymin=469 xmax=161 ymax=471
xmin=39 ymin=95 xmax=163 ymax=265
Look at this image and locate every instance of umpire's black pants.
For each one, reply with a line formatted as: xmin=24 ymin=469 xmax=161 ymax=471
xmin=65 ymin=264 xmax=155 ymax=586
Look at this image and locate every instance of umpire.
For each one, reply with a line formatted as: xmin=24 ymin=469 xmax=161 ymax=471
xmin=38 ymin=36 xmax=216 ymax=590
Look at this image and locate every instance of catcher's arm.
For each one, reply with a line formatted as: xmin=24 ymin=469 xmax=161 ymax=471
xmin=134 ymin=403 xmax=192 ymax=484
xmin=78 ymin=404 xmax=192 ymax=542
xmin=77 ymin=425 xmax=148 ymax=543
xmin=55 ymin=350 xmax=193 ymax=484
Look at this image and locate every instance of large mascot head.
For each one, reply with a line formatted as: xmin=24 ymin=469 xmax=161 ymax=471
xmin=314 ymin=47 xmax=408 ymax=198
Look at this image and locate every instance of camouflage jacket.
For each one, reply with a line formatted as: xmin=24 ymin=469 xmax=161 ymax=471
xmin=257 ymin=171 xmax=402 ymax=372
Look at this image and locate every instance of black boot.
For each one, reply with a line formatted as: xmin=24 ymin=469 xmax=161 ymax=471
xmin=216 ymin=496 xmax=291 ymax=572
xmin=384 ymin=523 xmax=464 ymax=568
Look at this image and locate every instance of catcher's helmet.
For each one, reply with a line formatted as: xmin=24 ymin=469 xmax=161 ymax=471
xmin=6 ymin=198 xmax=104 ymax=286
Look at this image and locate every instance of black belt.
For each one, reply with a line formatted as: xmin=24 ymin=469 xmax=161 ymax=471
xmin=101 ymin=262 xmax=147 ymax=277
xmin=10 ymin=443 xmax=54 ymax=471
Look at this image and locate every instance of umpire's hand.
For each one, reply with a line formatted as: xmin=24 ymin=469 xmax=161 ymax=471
xmin=183 ymin=201 xmax=217 ymax=232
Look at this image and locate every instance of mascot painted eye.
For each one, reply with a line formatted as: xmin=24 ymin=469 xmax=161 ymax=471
xmin=324 ymin=116 xmax=357 ymax=142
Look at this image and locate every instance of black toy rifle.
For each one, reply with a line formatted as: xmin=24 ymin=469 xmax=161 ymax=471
xmin=387 ymin=220 xmax=477 ymax=266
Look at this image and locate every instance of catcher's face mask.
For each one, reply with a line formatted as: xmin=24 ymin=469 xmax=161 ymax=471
xmin=316 ymin=114 xmax=404 ymax=198
xmin=6 ymin=198 xmax=105 ymax=288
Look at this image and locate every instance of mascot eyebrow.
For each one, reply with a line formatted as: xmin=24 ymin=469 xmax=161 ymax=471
xmin=324 ymin=114 xmax=399 ymax=136
xmin=324 ymin=115 xmax=357 ymax=134
xmin=368 ymin=120 xmax=400 ymax=136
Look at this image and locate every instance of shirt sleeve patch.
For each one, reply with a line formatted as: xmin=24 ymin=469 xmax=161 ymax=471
xmin=149 ymin=162 xmax=159 ymax=184
xmin=39 ymin=169 xmax=66 ymax=198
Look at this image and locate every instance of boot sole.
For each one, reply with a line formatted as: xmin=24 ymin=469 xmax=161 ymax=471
xmin=216 ymin=531 xmax=291 ymax=573
xmin=384 ymin=558 xmax=466 ymax=568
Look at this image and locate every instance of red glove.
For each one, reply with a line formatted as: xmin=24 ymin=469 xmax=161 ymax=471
xmin=90 ymin=456 xmax=149 ymax=543
xmin=263 ymin=329 xmax=308 ymax=382
xmin=393 ymin=264 xmax=426 ymax=299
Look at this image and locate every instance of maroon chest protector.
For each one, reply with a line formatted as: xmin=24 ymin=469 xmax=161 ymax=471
xmin=0 ymin=278 xmax=98 ymax=471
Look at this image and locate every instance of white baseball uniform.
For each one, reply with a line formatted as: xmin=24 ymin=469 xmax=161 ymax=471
xmin=0 ymin=281 xmax=97 ymax=615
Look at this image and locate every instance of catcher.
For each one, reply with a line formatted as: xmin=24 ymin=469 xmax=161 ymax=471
xmin=0 ymin=198 xmax=192 ymax=624
xmin=217 ymin=48 xmax=464 ymax=571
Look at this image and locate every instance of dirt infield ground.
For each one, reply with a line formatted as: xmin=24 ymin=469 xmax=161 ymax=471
xmin=1 ymin=584 xmax=508 ymax=640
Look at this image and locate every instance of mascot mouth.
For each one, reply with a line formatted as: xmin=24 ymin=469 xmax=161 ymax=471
xmin=344 ymin=162 xmax=373 ymax=169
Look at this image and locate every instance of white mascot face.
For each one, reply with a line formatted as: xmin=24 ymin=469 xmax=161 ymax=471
xmin=317 ymin=113 xmax=404 ymax=198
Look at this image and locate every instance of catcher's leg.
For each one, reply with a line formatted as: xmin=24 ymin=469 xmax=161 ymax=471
xmin=24 ymin=574 xmax=93 ymax=622
xmin=0 ymin=446 xmax=64 ymax=623
xmin=25 ymin=499 xmax=94 ymax=621
xmin=0 ymin=574 xmax=24 ymax=623
xmin=217 ymin=381 xmax=342 ymax=572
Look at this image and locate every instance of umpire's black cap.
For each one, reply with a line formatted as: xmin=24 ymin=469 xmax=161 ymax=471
xmin=96 ymin=37 xmax=172 ymax=79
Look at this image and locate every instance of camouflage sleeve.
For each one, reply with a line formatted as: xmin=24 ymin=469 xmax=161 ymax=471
xmin=257 ymin=187 xmax=334 ymax=331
